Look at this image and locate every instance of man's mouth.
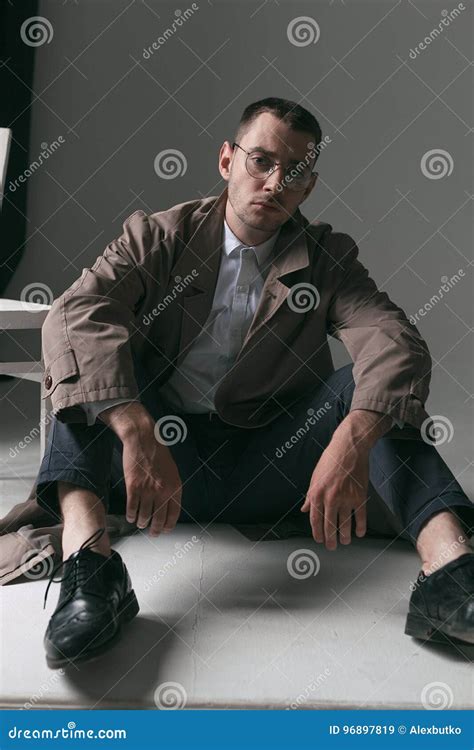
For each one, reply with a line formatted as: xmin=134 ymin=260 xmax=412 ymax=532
xmin=253 ymin=201 xmax=281 ymax=212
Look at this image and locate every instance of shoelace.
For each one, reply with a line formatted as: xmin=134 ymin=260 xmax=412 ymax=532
xmin=43 ymin=527 xmax=106 ymax=610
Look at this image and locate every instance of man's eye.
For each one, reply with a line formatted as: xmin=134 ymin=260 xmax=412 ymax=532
xmin=252 ymin=155 xmax=270 ymax=166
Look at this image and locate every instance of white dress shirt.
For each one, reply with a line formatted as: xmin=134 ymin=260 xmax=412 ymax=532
xmin=81 ymin=218 xmax=404 ymax=429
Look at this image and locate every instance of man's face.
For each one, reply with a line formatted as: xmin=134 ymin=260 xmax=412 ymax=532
xmin=219 ymin=112 xmax=318 ymax=235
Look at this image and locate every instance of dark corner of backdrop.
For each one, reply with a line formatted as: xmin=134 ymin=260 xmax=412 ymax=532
xmin=0 ymin=0 xmax=38 ymax=295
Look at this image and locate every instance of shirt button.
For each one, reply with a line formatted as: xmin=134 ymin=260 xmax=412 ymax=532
xmin=45 ymin=375 xmax=53 ymax=389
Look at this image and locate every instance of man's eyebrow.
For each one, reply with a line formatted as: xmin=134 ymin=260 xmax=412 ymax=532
xmin=247 ymin=146 xmax=305 ymax=165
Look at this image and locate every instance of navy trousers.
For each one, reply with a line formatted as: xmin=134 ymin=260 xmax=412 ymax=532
xmin=36 ymin=357 xmax=474 ymax=546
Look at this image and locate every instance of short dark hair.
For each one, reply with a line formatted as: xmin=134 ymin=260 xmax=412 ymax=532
xmin=234 ymin=97 xmax=323 ymax=162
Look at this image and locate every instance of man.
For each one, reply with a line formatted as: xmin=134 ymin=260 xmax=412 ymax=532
xmin=35 ymin=97 xmax=474 ymax=669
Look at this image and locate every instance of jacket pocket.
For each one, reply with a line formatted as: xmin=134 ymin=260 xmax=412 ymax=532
xmin=41 ymin=348 xmax=79 ymax=399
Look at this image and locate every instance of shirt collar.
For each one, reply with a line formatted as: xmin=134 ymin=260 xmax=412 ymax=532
xmin=222 ymin=218 xmax=280 ymax=268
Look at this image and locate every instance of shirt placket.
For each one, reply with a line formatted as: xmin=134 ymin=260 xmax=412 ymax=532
xmin=227 ymin=247 xmax=259 ymax=362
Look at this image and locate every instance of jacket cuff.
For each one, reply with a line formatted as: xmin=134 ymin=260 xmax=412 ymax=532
xmin=349 ymin=394 xmax=431 ymax=431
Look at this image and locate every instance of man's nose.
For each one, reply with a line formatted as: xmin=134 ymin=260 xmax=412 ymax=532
xmin=263 ymin=165 xmax=285 ymax=192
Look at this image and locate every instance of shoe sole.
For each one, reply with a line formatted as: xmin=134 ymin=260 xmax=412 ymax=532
xmin=46 ymin=589 xmax=140 ymax=669
xmin=405 ymin=612 xmax=474 ymax=646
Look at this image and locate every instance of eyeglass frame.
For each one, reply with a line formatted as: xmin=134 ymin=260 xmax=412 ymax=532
xmin=231 ymin=141 xmax=318 ymax=191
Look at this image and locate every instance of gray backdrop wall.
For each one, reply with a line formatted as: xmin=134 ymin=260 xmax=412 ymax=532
xmin=3 ymin=0 xmax=472 ymax=489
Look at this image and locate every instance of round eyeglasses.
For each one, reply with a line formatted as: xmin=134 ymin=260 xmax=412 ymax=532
xmin=232 ymin=142 xmax=317 ymax=192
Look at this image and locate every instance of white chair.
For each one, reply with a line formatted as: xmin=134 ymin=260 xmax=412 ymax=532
xmin=0 ymin=127 xmax=52 ymax=458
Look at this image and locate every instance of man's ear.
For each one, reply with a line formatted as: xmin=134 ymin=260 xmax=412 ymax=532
xmin=218 ymin=140 xmax=234 ymax=180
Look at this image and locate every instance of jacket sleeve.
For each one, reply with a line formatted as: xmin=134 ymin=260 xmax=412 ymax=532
xmin=41 ymin=210 xmax=157 ymax=423
xmin=326 ymin=234 xmax=432 ymax=430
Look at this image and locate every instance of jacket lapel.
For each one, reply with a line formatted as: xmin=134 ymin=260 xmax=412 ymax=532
xmin=170 ymin=187 xmax=227 ymax=366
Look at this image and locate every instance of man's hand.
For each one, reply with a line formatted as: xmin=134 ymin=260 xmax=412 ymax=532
xmin=122 ymin=429 xmax=182 ymax=536
xmin=300 ymin=409 xmax=393 ymax=550
xmin=300 ymin=442 xmax=369 ymax=550
xmin=98 ymin=401 xmax=182 ymax=536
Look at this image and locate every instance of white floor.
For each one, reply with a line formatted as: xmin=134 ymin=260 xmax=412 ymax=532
xmin=1 ymin=422 xmax=473 ymax=710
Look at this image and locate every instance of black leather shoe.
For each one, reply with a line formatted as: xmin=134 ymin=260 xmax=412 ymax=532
xmin=43 ymin=528 xmax=139 ymax=668
xmin=405 ymin=552 xmax=474 ymax=645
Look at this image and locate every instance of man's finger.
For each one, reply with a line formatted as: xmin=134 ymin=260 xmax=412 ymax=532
xmin=338 ymin=510 xmax=352 ymax=545
xmin=300 ymin=495 xmax=310 ymax=513
xmin=126 ymin=485 xmax=140 ymax=524
xmin=354 ymin=501 xmax=367 ymax=538
xmin=324 ymin=507 xmax=338 ymax=550
xmin=310 ymin=501 xmax=325 ymax=543
xmin=150 ymin=497 xmax=168 ymax=536
xmin=162 ymin=487 xmax=182 ymax=532
xmin=137 ymin=494 xmax=153 ymax=529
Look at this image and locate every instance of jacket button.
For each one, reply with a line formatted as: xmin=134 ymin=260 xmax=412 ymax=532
xmin=45 ymin=375 xmax=53 ymax=389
